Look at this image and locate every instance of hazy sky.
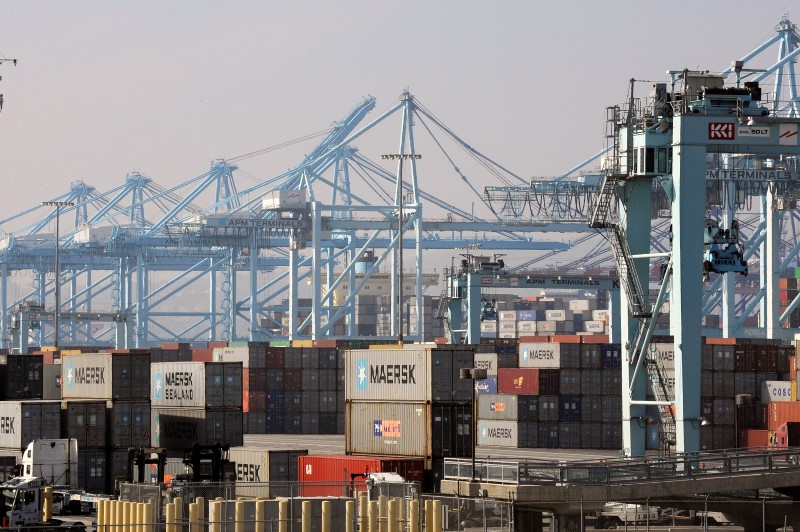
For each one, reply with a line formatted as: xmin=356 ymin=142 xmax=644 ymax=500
xmin=0 ymin=1 xmax=795 ymax=232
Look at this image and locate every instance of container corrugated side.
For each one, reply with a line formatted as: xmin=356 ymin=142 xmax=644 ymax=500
xmin=473 ymin=353 xmax=497 ymax=376
xmin=648 ymin=343 xmax=675 ymax=369
xmin=229 ymin=447 xmax=308 ymax=498
xmin=151 ymin=362 xmax=207 ymax=407
xmin=60 ymin=353 xmax=113 ymax=400
xmin=151 ymin=407 xmax=243 ymax=450
xmin=345 ymin=348 xmax=430 ymax=402
xmin=761 ymin=380 xmax=792 ymax=403
xmin=110 ymin=401 xmax=151 ymax=448
xmin=64 ymin=401 xmax=109 ymax=449
xmin=43 ymin=365 xmax=61 ymax=400
xmin=497 ymin=368 xmax=539 ymax=395
xmin=0 ymin=401 xmax=61 ymax=449
xmin=519 ymin=343 xmax=560 ymax=368
xmin=345 ymin=401 xmax=429 ymax=457
xmin=477 ymin=420 xmax=519 ymax=447
xmin=297 ymin=454 xmax=425 ymax=497
xmin=477 ymin=394 xmax=518 ymax=421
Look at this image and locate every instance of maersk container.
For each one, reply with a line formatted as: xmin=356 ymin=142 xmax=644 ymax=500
xmin=64 ymin=401 xmax=108 ymax=449
xmin=228 ymin=447 xmax=308 ymax=484
xmin=212 ymin=346 xmax=266 ymax=368
xmin=297 ymin=454 xmax=425 ymax=497
xmin=110 ymin=401 xmax=151 ymax=448
xmin=0 ymin=354 xmax=43 ymax=400
xmin=0 ymin=401 xmax=61 ymax=449
xmin=61 ymin=353 xmax=150 ymax=401
xmin=648 ymin=343 xmax=674 ymax=369
xmin=150 ymin=407 xmax=243 ymax=450
xmin=477 ymin=419 xmax=519 ymax=447
xmin=477 ymin=394 xmax=518 ymax=421
xmin=518 ymin=343 xmax=560 ymax=369
xmin=473 ymin=353 xmax=497 ymax=376
xmin=150 ymin=362 xmax=243 ymax=408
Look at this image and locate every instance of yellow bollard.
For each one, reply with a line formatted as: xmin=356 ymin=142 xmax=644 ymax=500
xmin=123 ymin=501 xmax=132 ymax=532
xmin=301 ymin=500 xmax=312 ymax=532
xmin=387 ymin=499 xmax=398 ymax=532
xmin=255 ymin=499 xmax=265 ymax=532
xmin=188 ymin=502 xmax=198 ymax=532
xmin=358 ymin=495 xmax=368 ymax=532
xmin=345 ymin=500 xmax=354 ymax=532
xmin=42 ymin=486 xmax=52 ymax=522
xmin=368 ymin=501 xmax=379 ymax=532
xmin=139 ymin=503 xmax=147 ymax=532
xmin=143 ymin=501 xmax=154 ymax=532
xmin=166 ymin=502 xmax=176 ymax=532
xmin=408 ymin=500 xmax=419 ymax=532
xmin=112 ymin=500 xmax=121 ymax=532
xmin=321 ymin=500 xmax=331 ymax=532
xmin=424 ymin=500 xmax=433 ymax=532
xmin=378 ymin=495 xmax=388 ymax=532
xmin=278 ymin=499 xmax=288 ymax=532
xmin=97 ymin=499 xmax=106 ymax=532
xmin=431 ymin=500 xmax=442 ymax=532
xmin=235 ymin=500 xmax=245 ymax=532
xmin=195 ymin=497 xmax=205 ymax=525
xmin=209 ymin=500 xmax=221 ymax=532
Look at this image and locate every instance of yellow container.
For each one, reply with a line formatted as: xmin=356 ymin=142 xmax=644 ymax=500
xmin=369 ymin=343 xmax=403 ymax=349
xmin=792 ymin=380 xmax=797 ymax=402
xmin=40 ymin=346 xmax=59 ymax=352
xmin=61 ymin=349 xmax=83 ymax=355
xmin=291 ymin=340 xmax=314 ymax=348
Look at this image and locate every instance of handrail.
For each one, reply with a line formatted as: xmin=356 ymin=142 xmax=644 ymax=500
xmin=444 ymin=447 xmax=800 ymax=486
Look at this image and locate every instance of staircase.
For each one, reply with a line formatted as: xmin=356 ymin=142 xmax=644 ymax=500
xmin=435 ymin=290 xmax=453 ymax=341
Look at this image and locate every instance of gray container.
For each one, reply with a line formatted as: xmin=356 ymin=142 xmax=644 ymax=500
xmin=601 ymin=370 xmax=621 ymax=395
xmin=61 ymin=353 xmax=150 ymax=401
xmin=477 ymin=419 xmax=519 ymax=448
xmin=110 ymin=401 xmax=151 ymax=448
xmin=77 ymin=449 xmax=108 ymax=494
xmin=519 ymin=343 xmax=560 ymax=368
xmin=580 ymin=370 xmax=602 ymax=395
xmin=43 ymin=365 xmax=61 ymax=400
xmin=345 ymin=401 xmax=429 ymax=457
xmin=713 ymin=372 xmax=735 ymax=398
xmin=712 ymin=345 xmax=735 ymax=372
xmin=559 ymin=369 xmax=581 ymax=395
xmin=151 ymin=407 xmax=243 ymax=450
xmin=64 ymin=401 xmax=108 ymax=449
xmin=345 ymin=348 xmax=435 ymax=402
xmin=151 ymin=362 xmax=243 ymax=408
xmin=735 ymin=372 xmax=756 ymax=396
xmin=110 ymin=449 xmax=132 ymax=486
xmin=0 ymin=401 xmax=61 ymax=450
xmin=581 ymin=395 xmax=603 ymax=423
xmin=477 ymin=394 xmax=518 ymax=421
xmin=538 ymin=395 xmax=559 ymax=422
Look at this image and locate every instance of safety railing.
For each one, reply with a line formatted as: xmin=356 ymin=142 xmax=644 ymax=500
xmin=443 ymin=447 xmax=800 ymax=486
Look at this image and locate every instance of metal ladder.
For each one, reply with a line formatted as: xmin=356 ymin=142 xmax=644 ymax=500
xmin=435 ymin=290 xmax=453 ymax=341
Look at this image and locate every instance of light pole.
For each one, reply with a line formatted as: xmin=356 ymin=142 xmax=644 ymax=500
xmin=42 ymin=201 xmax=74 ymax=348
xmin=460 ymin=367 xmax=487 ymax=482
xmin=381 ymin=153 xmax=421 ymax=344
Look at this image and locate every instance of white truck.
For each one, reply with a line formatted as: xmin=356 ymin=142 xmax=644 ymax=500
xmin=16 ymin=439 xmax=78 ymax=487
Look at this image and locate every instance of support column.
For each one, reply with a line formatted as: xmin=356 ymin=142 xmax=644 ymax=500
xmin=608 ymin=287 xmax=621 ymax=344
xmin=0 ymin=263 xmax=7 ymax=350
xmin=765 ymin=186 xmax=781 ymax=338
xmin=208 ymin=257 xmax=217 ymax=341
xmin=311 ymin=202 xmax=322 ymax=339
xmin=249 ymin=229 xmax=258 ymax=341
xmin=621 ymin=179 xmax=653 ymax=458
xmin=721 ymin=183 xmax=737 ymax=337
xmin=466 ymin=273 xmax=481 ymax=344
xmin=288 ymin=247 xmax=298 ymax=340
xmin=671 ymin=114 xmax=706 ymax=454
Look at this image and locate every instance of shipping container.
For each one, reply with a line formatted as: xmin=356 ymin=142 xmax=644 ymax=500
xmin=648 ymin=343 xmax=674 ymax=369
xmin=150 ymin=362 xmax=243 ymax=408
xmin=0 ymin=354 xmax=43 ymax=400
xmin=212 ymin=346 xmax=266 ymax=368
xmin=473 ymin=353 xmax=498 ymax=376
xmin=64 ymin=401 xmax=108 ymax=448
xmin=477 ymin=419 xmax=519 ymax=447
xmin=559 ymin=343 xmax=581 ymax=369
xmin=0 ymin=454 xmax=20 ymax=481
xmin=228 ymin=447 xmax=308 ymax=483
xmin=110 ymin=401 xmax=151 ymax=448
xmin=297 ymin=455 xmax=424 ymax=497
xmin=538 ymin=369 xmax=560 ymax=395
xmin=0 ymin=401 xmax=61 ymax=450
xmin=477 ymin=394 xmax=518 ymax=421
xmin=538 ymin=396 xmax=559 ymax=422
xmin=150 ymin=408 xmax=244 ymax=450
xmin=761 ymin=380 xmax=793 ymax=403
xmin=738 ymin=429 xmax=769 ymax=448
xmin=580 ymin=344 xmax=602 ymax=369
xmin=601 ymin=344 xmax=622 ymax=369
xmin=497 ymin=368 xmax=539 ymax=395
xmin=517 ymin=395 xmax=539 ymax=422
xmin=474 ymin=377 xmax=498 ymax=396
xmin=77 ymin=449 xmax=108 ymax=494
xmin=43 ymin=364 xmax=61 ymax=401
xmin=518 ymin=343 xmax=560 ymax=369
xmin=767 ymin=401 xmax=800 ymax=432
xmin=559 ymin=369 xmax=580 ymax=395
xmin=61 ymin=353 xmax=149 ymax=401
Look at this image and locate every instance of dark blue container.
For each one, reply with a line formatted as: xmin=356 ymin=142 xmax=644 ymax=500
xmin=601 ymin=343 xmax=622 ymax=369
xmin=474 ymin=376 xmax=498 ymax=395
xmin=559 ymin=395 xmax=582 ymax=422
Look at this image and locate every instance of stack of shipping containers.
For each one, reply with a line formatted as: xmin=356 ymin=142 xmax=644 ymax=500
xmin=150 ymin=361 xmax=244 ymax=456
xmin=344 ymin=345 xmax=474 ymax=490
xmin=60 ymin=352 xmax=150 ymax=493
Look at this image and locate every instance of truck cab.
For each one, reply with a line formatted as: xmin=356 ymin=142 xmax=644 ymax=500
xmin=1 ymin=476 xmax=44 ymax=527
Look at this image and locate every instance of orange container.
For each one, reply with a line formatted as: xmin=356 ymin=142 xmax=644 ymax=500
xmin=581 ymin=335 xmax=610 ymax=344
xmin=767 ymin=402 xmax=800 ymax=431
xmin=550 ymin=335 xmax=581 ymax=344
xmin=517 ymin=335 xmax=549 ymax=343
xmin=738 ymin=429 xmax=769 ymax=448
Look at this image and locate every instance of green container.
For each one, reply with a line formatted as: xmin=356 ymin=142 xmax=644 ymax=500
xmin=269 ymin=340 xmax=291 ymax=347
xmin=795 ymin=266 xmax=800 ymax=279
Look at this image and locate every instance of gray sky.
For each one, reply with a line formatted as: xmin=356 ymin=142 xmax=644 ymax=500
xmin=0 ymin=1 xmax=794 ymax=232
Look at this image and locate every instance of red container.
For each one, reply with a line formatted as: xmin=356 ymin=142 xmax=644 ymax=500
xmin=497 ymin=368 xmax=539 ymax=395
xmin=767 ymin=402 xmax=800 ymax=431
xmin=208 ymin=341 xmax=228 ymax=349
xmin=266 ymin=348 xmax=285 ymax=369
xmin=312 ymin=339 xmax=338 ymax=348
xmin=738 ymin=429 xmax=769 ymax=449
xmin=581 ymin=335 xmax=609 ymax=344
xmin=297 ymin=455 xmax=425 ymax=496
xmin=517 ymin=336 xmax=549 ymax=343
xmin=550 ymin=335 xmax=580 ymax=344
xmin=192 ymin=349 xmax=213 ymax=362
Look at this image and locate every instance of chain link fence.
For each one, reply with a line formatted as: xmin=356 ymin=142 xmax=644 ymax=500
xmin=421 ymin=494 xmax=513 ymax=531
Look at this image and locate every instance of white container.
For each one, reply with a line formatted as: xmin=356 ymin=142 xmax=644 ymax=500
xmin=474 ymin=353 xmax=498 ymax=376
xmin=499 ymin=332 xmax=517 ymax=339
xmin=477 ymin=420 xmax=519 ymax=448
xmin=0 ymin=401 xmax=61 ymax=450
xmin=545 ymin=309 xmax=566 ymax=321
xmin=498 ymin=311 xmax=517 ymax=321
xmin=480 ymin=322 xmax=497 ymax=333
xmin=761 ymin=380 xmax=792 ymax=403
xmin=151 ymin=362 xmax=243 ymax=408
xmin=568 ymin=300 xmax=591 ymax=312
xmin=261 ymin=189 xmax=307 ymax=210
xmin=519 ymin=342 xmax=560 ymax=368
xmin=498 ymin=320 xmax=517 ymax=332
xmin=648 ymin=343 xmax=675 ymax=369
xmin=592 ymin=309 xmax=609 ymax=322
xmin=584 ymin=320 xmax=605 ymax=333
xmin=517 ymin=321 xmax=537 ymax=334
